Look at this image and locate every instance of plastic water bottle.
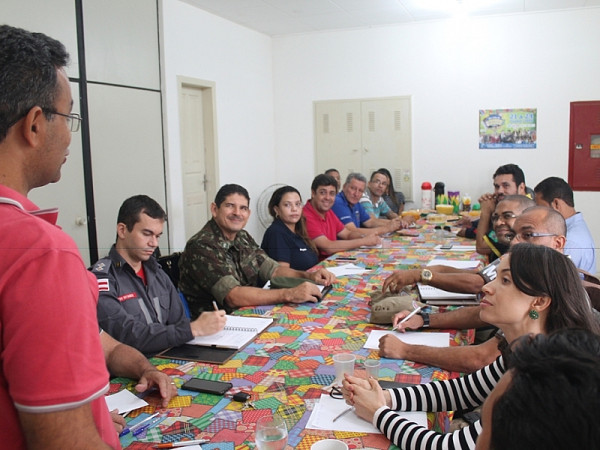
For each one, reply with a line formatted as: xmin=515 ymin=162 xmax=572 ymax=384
xmin=421 ymin=182 xmax=432 ymax=210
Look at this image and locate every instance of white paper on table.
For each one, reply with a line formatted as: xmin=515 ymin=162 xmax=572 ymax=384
xmin=363 ymin=330 xmax=450 ymax=350
xmin=426 ymin=259 xmax=480 ymax=269
xmin=306 ymin=394 xmax=427 ymax=433
xmin=104 ymin=389 xmax=148 ymax=414
xmin=326 ymin=263 xmax=371 ymax=277
xmin=434 ymin=245 xmax=476 ymax=252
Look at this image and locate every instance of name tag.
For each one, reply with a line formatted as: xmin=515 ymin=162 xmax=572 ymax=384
xmin=118 ymin=292 xmax=138 ymax=302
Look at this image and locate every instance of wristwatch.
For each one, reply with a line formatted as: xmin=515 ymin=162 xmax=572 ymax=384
xmin=420 ymin=268 xmax=433 ymax=284
xmin=418 ymin=312 xmax=430 ymax=328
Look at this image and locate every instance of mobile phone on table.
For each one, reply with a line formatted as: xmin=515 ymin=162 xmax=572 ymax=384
xmin=440 ymin=243 xmax=453 ymax=250
xmin=181 ymin=378 xmax=232 ymax=395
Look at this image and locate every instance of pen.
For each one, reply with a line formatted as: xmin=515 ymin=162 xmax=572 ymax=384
xmin=212 ymin=301 xmax=219 ymax=311
xmin=332 ymin=406 xmax=354 ymax=422
xmin=155 ymin=439 xmax=209 ymax=448
xmin=132 ymin=416 xmax=162 ymax=436
xmin=119 ymin=412 xmax=159 ymax=437
xmin=392 ymin=306 xmax=423 ymax=331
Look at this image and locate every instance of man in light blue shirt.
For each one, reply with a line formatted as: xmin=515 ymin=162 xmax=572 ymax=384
xmin=534 ymin=177 xmax=596 ymax=274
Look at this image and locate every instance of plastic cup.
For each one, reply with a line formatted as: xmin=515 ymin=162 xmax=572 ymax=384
xmin=333 ymin=353 xmax=356 ymax=384
xmin=364 ymin=359 xmax=381 ymax=379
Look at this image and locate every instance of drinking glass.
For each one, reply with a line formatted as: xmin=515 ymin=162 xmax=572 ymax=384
xmin=256 ymin=414 xmax=288 ymax=450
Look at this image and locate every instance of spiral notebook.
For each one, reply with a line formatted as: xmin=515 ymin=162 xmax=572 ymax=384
xmin=157 ymin=315 xmax=273 ymax=364
xmin=186 ymin=315 xmax=273 ymax=349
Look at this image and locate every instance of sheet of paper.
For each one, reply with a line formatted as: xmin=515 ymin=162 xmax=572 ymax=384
xmin=363 ymin=330 xmax=450 ymax=350
xmin=263 ymin=280 xmax=327 ymax=292
xmin=306 ymin=394 xmax=427 ymax=433
xmin=326 ymin=263 xmax=371 ymax=277
xmin=426 ymin=259 xmax=480 ymax=269
xmin=105 ymin=389 xmax=148 ymax=414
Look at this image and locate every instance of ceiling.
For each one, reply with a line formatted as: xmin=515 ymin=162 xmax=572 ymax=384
xmin=182 ymin=0 xmax=600 ymax=36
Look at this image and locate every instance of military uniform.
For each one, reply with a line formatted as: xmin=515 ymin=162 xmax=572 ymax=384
xmin=179 ymin=218 xmax=279 ymax=314
xmin=91 ymin=245 xmax=192 ymax=356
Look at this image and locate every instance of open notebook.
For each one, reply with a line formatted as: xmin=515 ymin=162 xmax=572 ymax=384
xmin=417 ymin=259 xmax=480 ymax=305
xmin=157 ymin=315 xmax=273 ymax=364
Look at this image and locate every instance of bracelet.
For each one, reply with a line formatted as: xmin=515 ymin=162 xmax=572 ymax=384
xmin=418 ymin=312 xmax=430 ymax=328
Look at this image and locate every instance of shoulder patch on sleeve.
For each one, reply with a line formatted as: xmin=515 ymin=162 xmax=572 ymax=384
xmin=97 ymin=278 xmax=110 ymax=292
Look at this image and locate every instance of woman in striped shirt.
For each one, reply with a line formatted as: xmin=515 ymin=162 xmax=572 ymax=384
xmin=342 ymin=243 xmax=600 ymax=449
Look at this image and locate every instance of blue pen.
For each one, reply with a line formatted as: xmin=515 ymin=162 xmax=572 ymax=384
xmin=119 ymin=412 xmax=159 ymax=437
xmin=132 ymin=416 xmax=162 ymax=436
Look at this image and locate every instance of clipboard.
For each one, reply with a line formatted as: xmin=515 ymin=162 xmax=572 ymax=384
xmin=155 ymin=344 xmax=237 ymax=364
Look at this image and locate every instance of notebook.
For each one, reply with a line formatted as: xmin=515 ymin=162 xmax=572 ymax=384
xmin=417 ymin=259 xmax=480 ymax=305
xmin=186 ymin=315 xmax=273 ymax=349
xmin=156 ymin=315 xmax=273 ymax=364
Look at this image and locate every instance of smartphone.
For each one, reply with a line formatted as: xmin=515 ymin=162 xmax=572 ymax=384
xmin=181 ymin=378 xmax=232 ymax=395
xmin=440 ymin=243 xmax=453 ymax=250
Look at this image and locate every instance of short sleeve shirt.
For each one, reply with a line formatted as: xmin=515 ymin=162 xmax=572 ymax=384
xmin=260 ymin=218 xmax=318 ymax=271
xmin=331 ymin=191 xmax=371 ymax=227
xmin=360 ymin=188 xmax=392 ymax=218
xmin=178 ymin=219 xmax=279 ymax=314
xmin=0 ymin=186 xmax=118 ymax=449
xmin=303 ymin=200 xmax=345 ymax=259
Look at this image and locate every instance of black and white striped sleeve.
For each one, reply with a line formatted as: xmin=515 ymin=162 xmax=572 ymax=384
xmin=372 ymin=356 xmax=506 ymax=450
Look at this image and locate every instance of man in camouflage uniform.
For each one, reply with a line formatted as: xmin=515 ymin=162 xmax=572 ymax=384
xmin=179 ymin=184 xmax=336 ymax=314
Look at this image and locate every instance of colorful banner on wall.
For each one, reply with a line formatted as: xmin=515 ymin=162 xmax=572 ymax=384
xmin=479 ymin=108 xmax=537 ymax=149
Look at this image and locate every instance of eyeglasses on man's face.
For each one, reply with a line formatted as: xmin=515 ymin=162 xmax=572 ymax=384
xmin=491 ymin=212 xmax=517 ymax=222
xmin=43 ymin=109 xmax=82 ymax=132
xmin=511 ymin=231 xmax=557 ymax=242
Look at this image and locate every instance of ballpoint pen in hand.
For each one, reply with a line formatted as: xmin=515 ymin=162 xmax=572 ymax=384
xmin=332 ymin=406 xmax=354 ymax=422
xmin=392 ymin=305 xmax=423 ymax=331
xmin=119 ymin=412 xmax=159 ymax=437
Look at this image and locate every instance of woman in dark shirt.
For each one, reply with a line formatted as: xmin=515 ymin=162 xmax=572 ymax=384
xmin=261 ymin=186 xmax=319 ymax=271
xmin=379 ymin=168 xmax=405 ymax=214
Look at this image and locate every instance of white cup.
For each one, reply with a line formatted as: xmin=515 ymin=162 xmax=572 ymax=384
xmin=311 ymin=439 xmax=349 ymax=450
xmin=333 ymin=353 xmax=356 ymax=384
xmin=364 ymin=359 xmax=381 ymax=379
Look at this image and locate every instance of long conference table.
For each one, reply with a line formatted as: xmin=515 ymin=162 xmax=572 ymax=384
xmin=111 ymin=221 xmax=486 ymax=449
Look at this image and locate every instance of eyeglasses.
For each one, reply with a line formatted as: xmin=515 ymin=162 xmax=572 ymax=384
xmin=512 ymin=231 xmax=558 ymax=242
xmin=43 ymin=109 xmax=82 ymax=132
xmin=491 ymin=212 xmax=517 ymax=222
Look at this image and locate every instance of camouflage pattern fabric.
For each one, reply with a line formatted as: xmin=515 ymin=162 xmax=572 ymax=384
xmin=179 ymin=219 xmax=278 ymax=314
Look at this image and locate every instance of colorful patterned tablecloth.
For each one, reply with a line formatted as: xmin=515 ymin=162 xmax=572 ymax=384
xmin=112 ymin=223 xmax=485 ymax=449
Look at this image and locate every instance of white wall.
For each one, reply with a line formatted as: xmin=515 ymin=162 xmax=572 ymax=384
xmin=161 ymin=0 xmax=275 ymax=248
xmin=161 ymin=4 xmax=600 ymax=252
xmin=272 ymin=8 xmax=600 ymax=250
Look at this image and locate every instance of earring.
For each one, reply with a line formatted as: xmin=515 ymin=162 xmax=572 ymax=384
xmin=529 ymin=309 xmax=539 ymax=320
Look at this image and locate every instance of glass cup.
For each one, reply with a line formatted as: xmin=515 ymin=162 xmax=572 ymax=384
xmin=256 ymin=414 xmax=288 ymax=450
xmin=333 ymin=353 xmax=356 ymax=384
xmin=364 ymin=359 xmax=381 ymax=379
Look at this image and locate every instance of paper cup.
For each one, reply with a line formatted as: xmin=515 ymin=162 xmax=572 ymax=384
xmin=311 ymin=439 xmax=349 ymax=450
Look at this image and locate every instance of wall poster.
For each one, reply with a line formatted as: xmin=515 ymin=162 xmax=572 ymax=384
xmin=479 ymin=108 xmax=537 ymax=149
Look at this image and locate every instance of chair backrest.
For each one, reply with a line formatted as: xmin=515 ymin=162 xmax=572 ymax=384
xmin=158 ymin=252 xmax=181 ymax=287
xmin=178 ymin=291 xmax=191 ymax=319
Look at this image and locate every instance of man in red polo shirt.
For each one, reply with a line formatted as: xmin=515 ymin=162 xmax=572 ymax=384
xmin=0 ymin=25 xmax=175 ymax=449
xmin=303 ymin=174 xmax=381 ymax=259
